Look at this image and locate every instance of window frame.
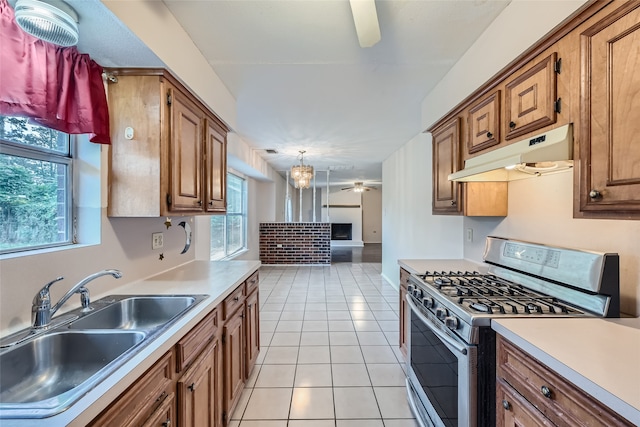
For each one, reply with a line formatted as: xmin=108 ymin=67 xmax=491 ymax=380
xmin=210 ymin=172 xmax=247 ymax=260
xmin=0 ymin=126 xmax=75 ymax=255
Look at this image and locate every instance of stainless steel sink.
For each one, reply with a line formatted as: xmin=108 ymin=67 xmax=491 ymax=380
xmin=69 ymin=296 xmax=198 ymax=330
xmin=0 ymin=294 xmax=207 ymax=419
xmin=0 ymin=331 xmax=144 ymax=410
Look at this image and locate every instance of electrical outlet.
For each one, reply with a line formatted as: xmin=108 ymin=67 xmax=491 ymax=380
xmin=152 ymin=232 xmax=164 ymax=250
xmin=466 ymin=228 xmax=473 ymax=243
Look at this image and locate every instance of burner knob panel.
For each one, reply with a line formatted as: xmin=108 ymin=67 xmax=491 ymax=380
xmin=435 ymin=307 xmax=448 ymax=319
xmin=422 ymin=297 xmax=434 ymax=308
xmin=444 ymin=316 xmax=459 ymax=330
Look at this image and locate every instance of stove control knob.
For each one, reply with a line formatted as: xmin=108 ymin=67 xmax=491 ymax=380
xmin=413 ymin=288 xmax=423 ymax=299
xmin=435 ymin=307 xmax=448 ymax=319
xmin=422 ymin=297 xmax=434 ymax=308
xmin=444 ymin=316 xmax=459 ymax=330
xmin=407 ymin=284 xmax=414 ymax=293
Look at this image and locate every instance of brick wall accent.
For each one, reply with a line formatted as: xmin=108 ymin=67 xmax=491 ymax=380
xmin=259 ymin=222 xmax=331 ymax=264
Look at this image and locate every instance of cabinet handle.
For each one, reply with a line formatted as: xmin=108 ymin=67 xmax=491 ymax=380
xmin=509 ymin=121 xmax=516 ymax=129
xmin=502 ymin=399 xmax=511 ymax=410
xmin=234 ymin=296 xmax=240 ymax=302
xmin=155 ymin=391 xmax=167 ymax=402
xmin=451 ymin=200 xmax=457 ymax=206
xmin=486 ymin=131 xmax=493 ymax=138
xmin=541 ymin=385 xmax=552 ymax=399
xmin=196 ymin=200 xmax=202 ymax=206
xmin=188 ymin=383 xmax=195 ymax=392
xmin=162 ymin=419 xmax=171 ymax=427
xmin=589 ymin=190 xmax=601 ymax=199
xmin=248 ymin=303 xmax=252 ymax=309
xmin=209 ymin=201 xmax=214 ymax=206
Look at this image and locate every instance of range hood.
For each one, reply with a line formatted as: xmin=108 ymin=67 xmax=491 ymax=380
xmin=448 ymin=124 xmax=573 ymax=182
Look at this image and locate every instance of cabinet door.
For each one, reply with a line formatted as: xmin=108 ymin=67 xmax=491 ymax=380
xmin=497 ymin=378 xmax=554 ymax=427
xmin=245 ymin=289 xmax=260 ymax=378
xmin=432 ymin=118 xmax=462 ymax=215
xmin=505 ymin=53 xmax=558 ymax=140
xmin=205 ymin=118 xmax=227 ymax=213
xmin=223 ymin=307 xmax=245 ymax=421
xmin=168 ymin=86 xmax=204 ymax=212
xmin=177 ymin=340 xmax=220 ymax=427
xmin=468 ymin=90 xmax=501 ymax=154
xmin=579 ymin=2 xmax=640 ymax=215
xmin=142 ymin=392 xmax=176 ymax=427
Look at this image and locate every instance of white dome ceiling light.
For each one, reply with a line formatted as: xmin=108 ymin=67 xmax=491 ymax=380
xmin=14 ymin=0 xmax=79 ymax=47
xmin=349 ymin=0 xmax=381 ymax=48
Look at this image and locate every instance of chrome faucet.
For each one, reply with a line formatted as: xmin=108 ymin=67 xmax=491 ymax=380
xmin=32 ymin=269 xmax=123 ymax=329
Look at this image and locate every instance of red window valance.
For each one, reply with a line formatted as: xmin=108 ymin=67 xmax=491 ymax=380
xmin=0 ymin=0 xmax=110 ymax=144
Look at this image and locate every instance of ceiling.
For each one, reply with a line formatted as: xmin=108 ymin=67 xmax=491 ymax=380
xmin=18 ymin=0 xmax=512 ymax=187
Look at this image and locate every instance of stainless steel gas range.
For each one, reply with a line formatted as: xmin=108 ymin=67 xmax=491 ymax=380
xmin=405 ymin=236 xmax=620 ymax=427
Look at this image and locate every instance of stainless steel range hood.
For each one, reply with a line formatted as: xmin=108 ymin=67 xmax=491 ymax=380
xmin=448 ymin=124 xmax=573 ymax=182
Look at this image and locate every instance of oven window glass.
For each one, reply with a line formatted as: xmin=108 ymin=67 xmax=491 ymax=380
xmin=411 ymin=310 xmax=458 ymax=427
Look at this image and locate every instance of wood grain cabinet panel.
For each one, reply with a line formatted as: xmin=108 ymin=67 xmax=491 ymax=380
xmin=142 ymin=392 xmax=176 ymax=427
xmin=497 ymin=336 xmax=635 ymax=427
xmin=205 ymin=119 xmax=227 ymax=213
xmin=497 ymin=378 xmax=554 ymax=427
xmin=177 ymin=340 xmax=221 ymax=427
xmin=505 ymin=53 xmax=559 ymax=140
xmin=245 ymin=288 xmax=260 ymax=379
xmin=399 ymin=268 xmax=410 ymax=357
xmin=223 ymin=306 xmax=245 ymax=423
xmin=579 ymin=1 xmax=640 ymax=217
xmin=89 ymin=351 xmax=174 ymax=427
xmin=432 ymin=118 xmax=462 ymax=215
xmin=468 ymin=90 xmax=501 ymax=154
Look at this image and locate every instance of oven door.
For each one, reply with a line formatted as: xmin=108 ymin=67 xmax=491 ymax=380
xmin=406 ymin=295 xmax=477 ymax=427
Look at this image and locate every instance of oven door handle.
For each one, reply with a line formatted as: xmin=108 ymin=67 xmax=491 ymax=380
xmin=406 ymin=295 xmax=468 ymax=355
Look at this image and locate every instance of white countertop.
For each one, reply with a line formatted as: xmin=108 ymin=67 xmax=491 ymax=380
xmin=1 ymin=260 xmax=261 ymax=426
xmin=493 ymin=317 xmax=640 ymax=424
xmin=398 ymin=258 xmax=486 ymax=275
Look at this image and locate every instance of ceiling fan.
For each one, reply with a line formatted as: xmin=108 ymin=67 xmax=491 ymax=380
xmin=349 ymin=0 xmax=381 ymax=48
xmin=341 ymin=182 xmax=379 ymax=192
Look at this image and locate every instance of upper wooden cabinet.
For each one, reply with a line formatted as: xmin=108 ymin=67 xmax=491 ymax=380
xmin=578 ymin=1 xmax=640 ymax=217
xmin=468 ymin=90 xmax=501 ymax=154
xmin=431 ymin=118 xmax=508 ymax=216
xmin=504 ymin=53 xmax=559 ymax=140
xmin=432 ymin=118 xmax=462 ymax=215
xmin=106 ymin=69 xmax=228 ymax=217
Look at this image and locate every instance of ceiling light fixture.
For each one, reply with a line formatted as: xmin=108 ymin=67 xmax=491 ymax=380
xmin=14 ymin=0 xmax=79 ymax=47
xmin=291 ymin=150 xmax=314 ymax=189
xmin=349 ymin=0 xmax=381 ymax=48
xmin=353 ymin=182 xmax=365 ymax=193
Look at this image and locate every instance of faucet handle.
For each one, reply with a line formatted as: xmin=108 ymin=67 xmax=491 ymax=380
xmin=33 ymin=277 xmax=64 ymax=306
xmin=32 ymin=277 xmax=64 ymax=328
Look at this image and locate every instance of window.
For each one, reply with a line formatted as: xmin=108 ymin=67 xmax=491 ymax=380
xmin=0 ymin=115 xmax=74 ymax=253
xmin=210 ymin=173 xmax=247 ymax=260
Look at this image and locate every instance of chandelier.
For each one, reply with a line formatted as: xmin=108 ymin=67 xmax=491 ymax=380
xmin=291 ymin=150 xmax=314 ymax=189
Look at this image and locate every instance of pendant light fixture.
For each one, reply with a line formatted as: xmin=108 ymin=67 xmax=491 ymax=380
xmin=291 ymin=150 xmax=314 ymax=189
xmin=14 ymin=0 xmax=79 ymax=47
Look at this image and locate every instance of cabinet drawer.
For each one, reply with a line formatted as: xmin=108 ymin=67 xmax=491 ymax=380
xmin=142 ymin=392 xmax=176 ymax=427
xmin=90 ymin=351 xmax=174 ymax=427
xmin=176 ymin=309 xmax=218 ymax=373
xmin=246 ymin=270 xmax=259 ymax=295
xmin=223 ymin=285 xmax=245 ymax=320
xmin=497 ymin=336 xmax=634 ymax=427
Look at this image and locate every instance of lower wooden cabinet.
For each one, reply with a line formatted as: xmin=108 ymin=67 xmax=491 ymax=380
xmin=245 ymin=288 xmax=260 ymax=378
xmin=88 ymin=269 xmax=260 ymax=427
xmin=89 ymin=351 xmax=174 ymax=427
xmin=399 ymin=268 xmax=410 ymax=358
xmin=177 ymin=340 xmax=221 ymax=427
xmin=497 ymin=335 xmax=634 ymax=427
xmin=143 ymin=393 xmax=176 ymax=427
xmin=223 ymin=306 xmax=245 ymax=424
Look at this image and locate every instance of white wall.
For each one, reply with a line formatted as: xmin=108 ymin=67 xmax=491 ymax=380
xmin=381 ymin=133 xmax=463 ymax=287
xmin=322 ymin=190 xmax=363 ymax=246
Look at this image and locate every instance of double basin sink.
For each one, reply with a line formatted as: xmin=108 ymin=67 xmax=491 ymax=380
xmin=0 ymin=294 xmax=207 ymax=419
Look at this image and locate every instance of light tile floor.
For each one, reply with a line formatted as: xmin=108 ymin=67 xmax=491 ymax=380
xmin=229 ymin=263 xmax=418 ymax=427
